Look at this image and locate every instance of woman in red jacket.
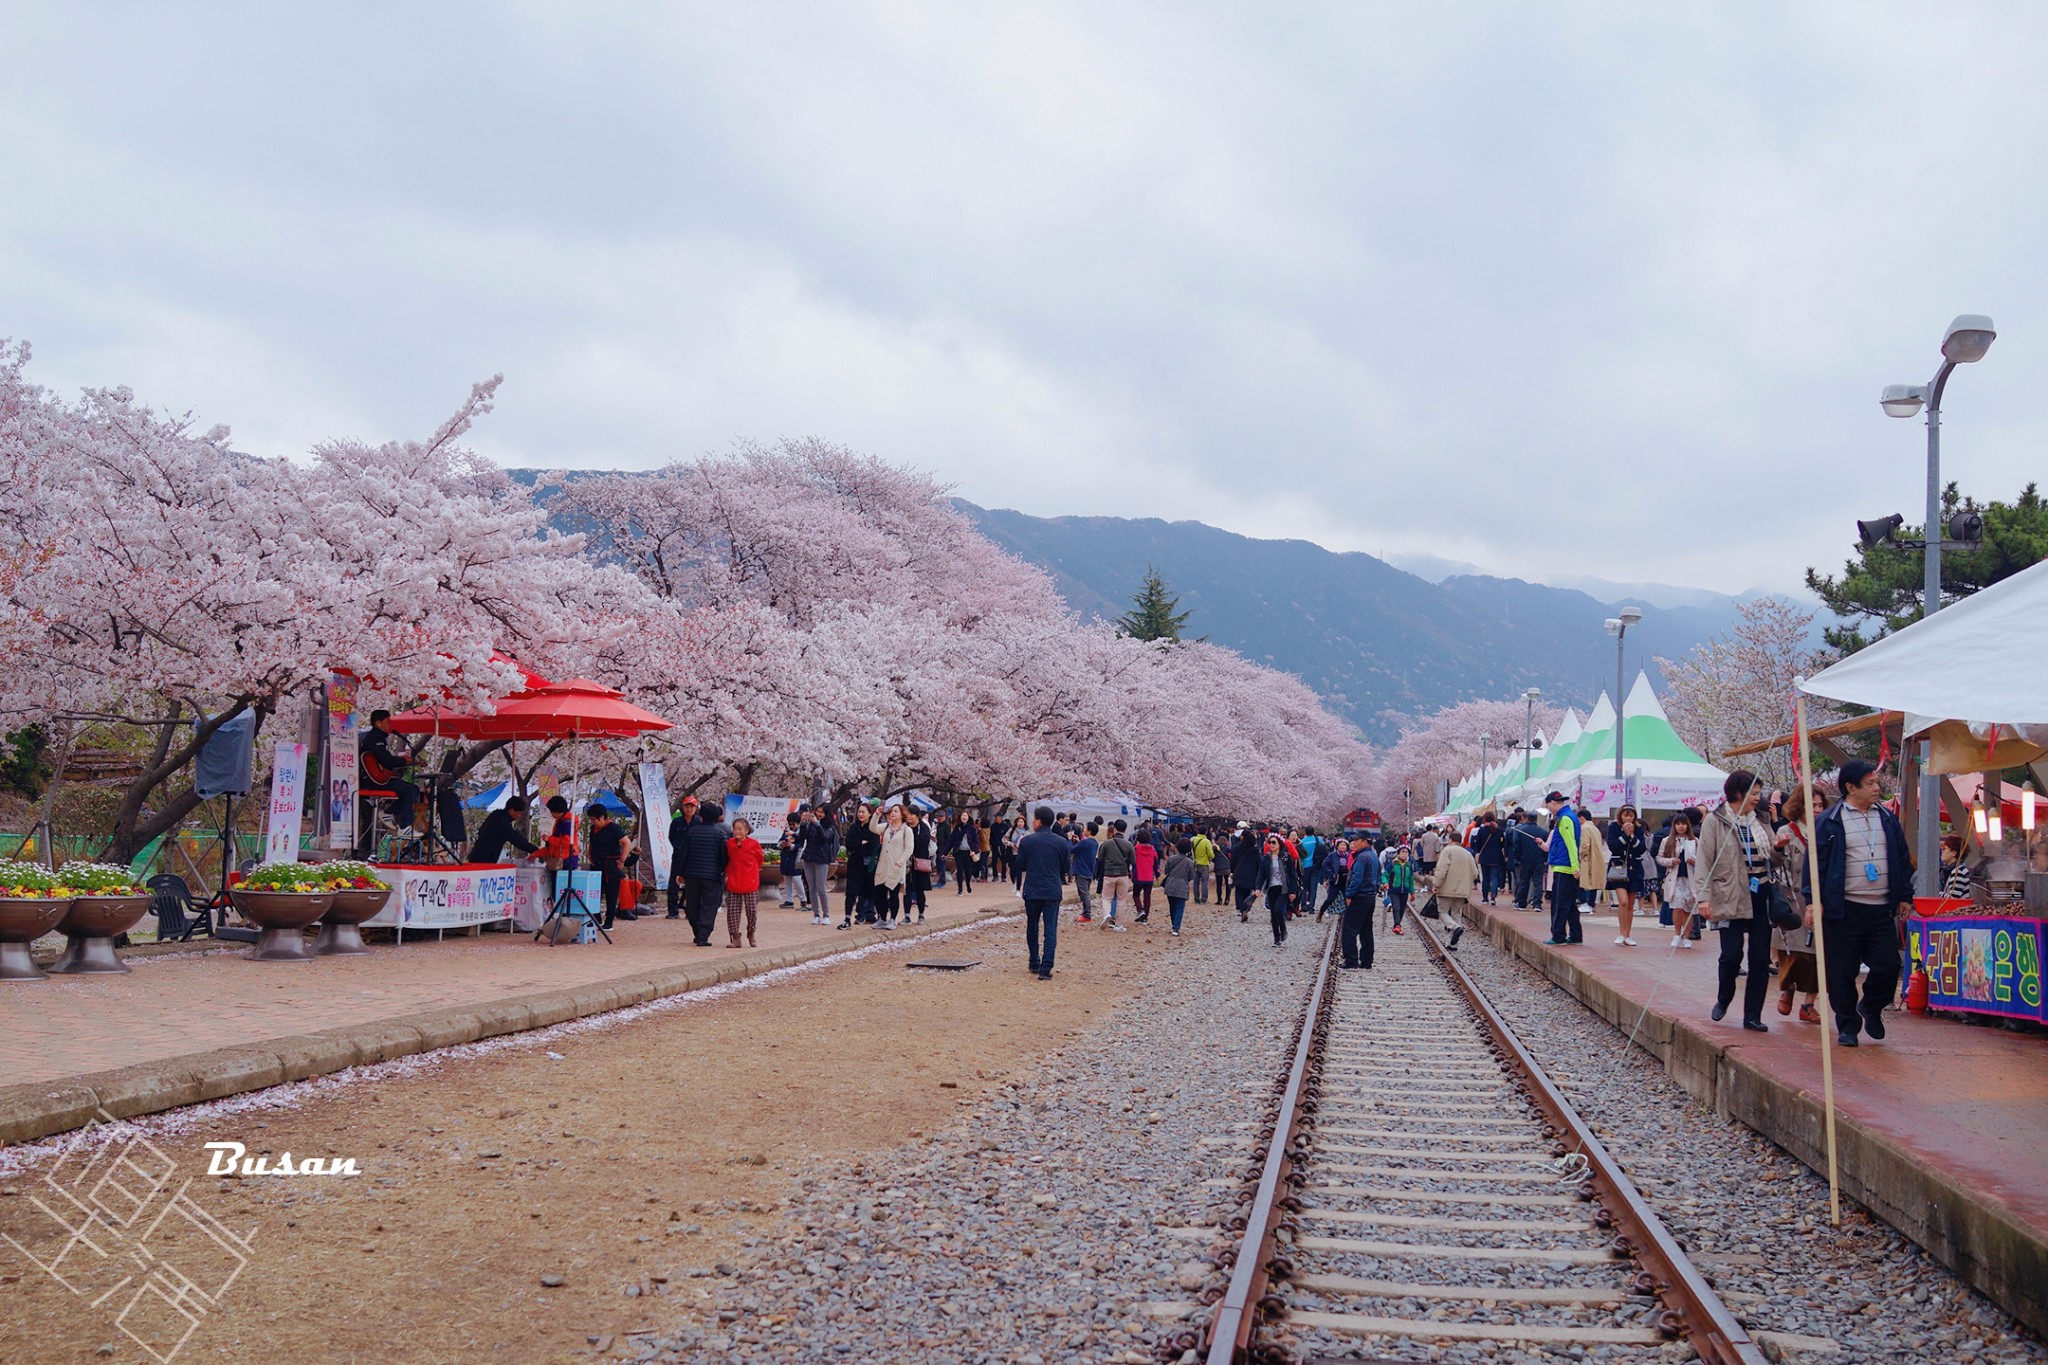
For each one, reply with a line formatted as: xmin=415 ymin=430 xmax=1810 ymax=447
xmin=724 ymin=816 xmax=765 ymax=949
xmin=1131 ymin=836 xmax=1159 ymax=924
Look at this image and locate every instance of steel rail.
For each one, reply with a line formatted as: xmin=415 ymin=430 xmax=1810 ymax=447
xmin=1203 ymin=918 xmax=1337 ymax=1365
xmin=1413 ymin=915 xmax=1770 ymax=1365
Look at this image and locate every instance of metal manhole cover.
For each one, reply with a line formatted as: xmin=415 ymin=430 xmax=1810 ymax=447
xmin=905 ymin=957 xmax=981 ymax=971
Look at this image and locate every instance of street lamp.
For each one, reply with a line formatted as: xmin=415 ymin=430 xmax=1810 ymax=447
xmin=1881 ymin=313 xmax=1997 ymax=893
xmin=1603 ymin=607 xmax=1642 ymax=782
xmin=1522 ymin=687 xmax=1542 ymax=783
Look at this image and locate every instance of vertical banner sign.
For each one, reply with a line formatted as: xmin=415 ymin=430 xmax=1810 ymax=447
xmin=639 ymin=762 xmax=674 ymax=891
xmin=265 ymin=742 xmax=308 ymax=865
xmin=327 ymin=672 xmax=360 ymax=851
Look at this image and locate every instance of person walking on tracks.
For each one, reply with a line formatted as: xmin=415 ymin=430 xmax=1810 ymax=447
xmin=1016 ymin=806 xmax=1071 ymax=980
xmin=1813 ymin=758 xmax=1913 ymax=1048
xmin=1382 ymin=843 xmax=1416 ymax=933
xmin=1341 ymin=838 xmax=1380 ymax=968
xmin=1316 ymin=837 xmax=1352 ymax=922
xmin=1430 ymin=833 xmax=1478 ymax=950
xmin=1259 ymin=833 xmax=1299 ymax=945
xmin=1230 ymin=825 xmax=1263 ymax=923
xmin=1699 ymin=770 xmax=1776 ymax=1033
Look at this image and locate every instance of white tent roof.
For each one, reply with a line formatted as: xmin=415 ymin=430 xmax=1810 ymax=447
xmin=1799 ymin=557 xmax=2048 ymax=725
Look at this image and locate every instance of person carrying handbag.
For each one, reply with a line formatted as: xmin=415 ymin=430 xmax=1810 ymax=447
xmin=1658 ymin=814 xmax=1700 ymax=948
xmin=1697 ymin=771 xmax=1778 ymax=1032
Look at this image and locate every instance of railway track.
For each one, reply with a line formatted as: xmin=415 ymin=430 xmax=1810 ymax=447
xmin=1200 ymin=914 xmax=1772 ymax=1365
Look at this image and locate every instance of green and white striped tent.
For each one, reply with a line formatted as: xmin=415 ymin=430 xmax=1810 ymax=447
xmin=1558 ymin=672 xmax=1727 ymax=813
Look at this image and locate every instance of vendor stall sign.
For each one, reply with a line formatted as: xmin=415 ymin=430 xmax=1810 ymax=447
xmin=1908 ymin=914 xmax=2046 ymax=1024
xmin=365 ymin=865 xmax=518 ymax=934
xmin=723 ymin=794 xmax=800 ymax=843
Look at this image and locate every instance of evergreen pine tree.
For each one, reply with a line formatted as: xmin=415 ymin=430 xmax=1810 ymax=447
xmin=1117 ymin=566 xmax=1192 ymax=641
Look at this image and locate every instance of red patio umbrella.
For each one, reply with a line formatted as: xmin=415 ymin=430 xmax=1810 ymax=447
xmin=476 ymin=679 xmax=674 ymax=741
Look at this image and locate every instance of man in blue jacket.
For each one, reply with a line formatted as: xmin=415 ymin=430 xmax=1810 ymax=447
xmin=1812 ymin=759 xmax=1915 ymax=1047
xmin=1341 ymin=840 xmax=1381 ymax=969
xmin=1543 ymin=792 xmax=1582 ymax=945
xmin=1016 ymin=806 xmax=1073 ymax=981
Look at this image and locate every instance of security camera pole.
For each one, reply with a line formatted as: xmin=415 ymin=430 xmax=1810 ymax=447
xmin=1880 ymin=314 xmax=1996 ymax=894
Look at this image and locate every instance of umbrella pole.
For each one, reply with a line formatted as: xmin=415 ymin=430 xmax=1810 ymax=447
xmin=1795 ymin=690 xmax=1842 ymax=1227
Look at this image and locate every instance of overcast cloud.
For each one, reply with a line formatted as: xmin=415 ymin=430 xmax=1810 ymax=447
xmin=3 ymin=2 xmax=2043 ymax=591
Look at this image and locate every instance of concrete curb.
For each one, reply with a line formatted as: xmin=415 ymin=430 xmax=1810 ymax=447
xmin=1465 ymin=900 xmax=2048 ymax=1339
xmin=0 ymin=909 xmax=1010 ymax=1149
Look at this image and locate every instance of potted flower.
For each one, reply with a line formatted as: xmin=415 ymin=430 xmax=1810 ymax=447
xmin=228 ymin=861 xmax=334 ymax=963
xmin=0 ymin=859 xmax=74 ymax=983
xmin=310 ymin=860 xmax=391 ymax=956
xmin=49 ymin=862 xmax=152 ymax=976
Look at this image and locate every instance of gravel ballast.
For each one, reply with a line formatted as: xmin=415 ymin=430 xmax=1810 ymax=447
xmin=1429 ymin=917 xmax=2048 ymax=1365
xmin=633 ymin=909 xmax=1322 ymax=1363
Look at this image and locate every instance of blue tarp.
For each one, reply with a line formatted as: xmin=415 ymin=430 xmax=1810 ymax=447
xmin=465 ymin=781 xmax=509 ymax=810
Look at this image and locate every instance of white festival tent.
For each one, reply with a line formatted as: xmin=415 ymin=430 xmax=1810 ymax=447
xmin=1559 ymin=673 xmax=1730 ymax=813
xmin=1799 ymin=556 xmax=2048 ymax=744
xmin=1507 ymin=709 xmax=1584 ymax=809
xmin=1446 ymin=677 xmax=1727 ymax=818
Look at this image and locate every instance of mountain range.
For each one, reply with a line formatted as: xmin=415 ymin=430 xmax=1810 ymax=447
xmin=955 ymin=503 xmax=1747 ymax=743
xmin=513 ymin=469 xmax=1746 ymax=746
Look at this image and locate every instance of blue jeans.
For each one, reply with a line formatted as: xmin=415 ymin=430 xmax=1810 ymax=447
xmin=1024 ymin=897 xmax=1060 ymax=974
xmin=1481 ymin=864 xmax=1505 ymax=902
xmin=1167 ymin=895 xmax=1187 ymax=932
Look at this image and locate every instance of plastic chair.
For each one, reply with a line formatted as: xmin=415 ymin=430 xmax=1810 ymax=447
xmin=146 ymin=874 xmax=207 ymax=941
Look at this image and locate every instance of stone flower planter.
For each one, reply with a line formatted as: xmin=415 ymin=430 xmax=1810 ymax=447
xmin=0 ymin=896 xmax=71 ymax=982
xmin=315 ymin=887 xmax=391 ymax=956
xmin=50 ymin=895 xmax=153 ymax=975
xmin=228 ymin=889 xmax=333 ymax=963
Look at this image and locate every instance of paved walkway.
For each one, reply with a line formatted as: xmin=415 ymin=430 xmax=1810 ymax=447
xmin=1465 ymin=894 xmax=2048 ymax=1337
xmin=1 ymin=882 xmax=1020 ymax=1089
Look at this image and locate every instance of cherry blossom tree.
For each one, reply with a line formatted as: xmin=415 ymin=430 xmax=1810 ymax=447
xmin=0 ymin=344 xmax=640 ymax=858
xmin=1655 ymin=597 xmax=1836 ymax=788
xmin=1365 ymin=696 xmax=1566 ymax=819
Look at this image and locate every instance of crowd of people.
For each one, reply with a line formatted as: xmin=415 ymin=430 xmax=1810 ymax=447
xmin=1413 ymin=764 xmax=1910 ymax=1046
xmin=480 ymin=766 xmax=1910 ymax=1052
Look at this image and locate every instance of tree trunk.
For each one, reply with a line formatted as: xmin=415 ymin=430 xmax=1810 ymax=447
xmin=449 ymin=738 xmax=510 ymax=783
xmin=731 ymin=762 xmax=759 ymax=797
xmin=35 ymin=720 xmax=76 ymax=870
xmin=108 ymin=699 xmax=263 ymax=865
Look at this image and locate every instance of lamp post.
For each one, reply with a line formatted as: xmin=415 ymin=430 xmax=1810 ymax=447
xmin=1522 ymin=687 xmax=1542 ymax=782
xmin=1603 ymin=607 xmax=1642 ymax=783
xmin=1881 ymin=314 xmax=1997 ymax=894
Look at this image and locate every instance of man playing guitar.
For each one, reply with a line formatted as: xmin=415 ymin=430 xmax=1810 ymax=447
xmin=360 ymin=710 xmax=420 ymax=832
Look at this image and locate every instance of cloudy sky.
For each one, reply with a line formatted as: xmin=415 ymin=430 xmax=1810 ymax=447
xmin=3 ymin=3 xmax=2043 ymax=591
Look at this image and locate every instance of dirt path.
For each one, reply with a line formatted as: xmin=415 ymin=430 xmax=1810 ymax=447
xmin=1 ymin=908 xmax=1183 ymax=1363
